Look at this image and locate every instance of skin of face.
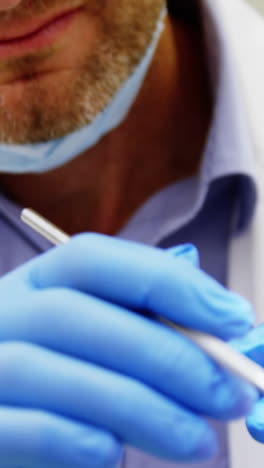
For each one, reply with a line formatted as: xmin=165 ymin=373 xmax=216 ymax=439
xmin=0 ymin=0 xmax=212 ymax=237
xmin=0 ymin=0 xmax=165 ymax=144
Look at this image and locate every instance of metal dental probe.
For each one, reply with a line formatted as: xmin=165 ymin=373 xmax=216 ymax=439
xmin=21 ymin=207 xmax=264 ymax=394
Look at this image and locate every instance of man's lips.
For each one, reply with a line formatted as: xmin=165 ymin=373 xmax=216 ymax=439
xmin=0 ymin=6 xmax=84 ymax=59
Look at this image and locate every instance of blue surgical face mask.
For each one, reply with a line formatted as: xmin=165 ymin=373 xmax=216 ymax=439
xmin=0 ymin=8 xmax=166 ymax=174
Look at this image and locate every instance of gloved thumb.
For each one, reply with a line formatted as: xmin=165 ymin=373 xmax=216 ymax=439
xmin=246 ymin=398 xmax=264 ymax=442
xmin=166 ymin=243 xmax=200 ymax=268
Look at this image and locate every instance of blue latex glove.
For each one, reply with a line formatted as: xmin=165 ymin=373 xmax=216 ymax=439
xmin=231 ymin=324 xmax=264 ymax=442
xmin=0 ymin=234 xmax=258 ymax=467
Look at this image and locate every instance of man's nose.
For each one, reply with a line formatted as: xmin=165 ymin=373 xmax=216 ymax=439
xmin=0 ymin=0 xmax=21 ymax=10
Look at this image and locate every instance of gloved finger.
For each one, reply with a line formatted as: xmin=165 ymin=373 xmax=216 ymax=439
xmin=0 ymin=289 xmax=257 ymax=420
xmin=230 ymin=323 xmax=264 ymax=367
xmin=0 ymin=406 xmax=122 ymax=468
xmin=27 ymin=233 xmax=253 ymax=340
xmin=0 ymin=341 xmax=217 ymax=462
xmin=246 ymin=398 xmax=264 ymax=443
xmin=166 ymin=243 xmax=200 ymax=267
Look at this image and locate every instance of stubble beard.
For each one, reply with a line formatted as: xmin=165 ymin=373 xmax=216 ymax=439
xmin=0 ymin=0 xmax=165 ymax=144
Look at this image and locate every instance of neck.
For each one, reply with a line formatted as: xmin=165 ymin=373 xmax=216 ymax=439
xmin=0 ymin=15 xmax=212 ymax=236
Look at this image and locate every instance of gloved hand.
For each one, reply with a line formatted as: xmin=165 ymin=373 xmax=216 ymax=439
xmin=0 ymin=234 xmax=258 ymax=467
xmin=231 ymin=325 xmax=264 ymax=442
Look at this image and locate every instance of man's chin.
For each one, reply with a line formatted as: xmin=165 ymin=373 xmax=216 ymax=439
xmin=0 ymin=0 xmax=165 ymax=145
xmin=0 ymin=69 xmax=95 ymax=144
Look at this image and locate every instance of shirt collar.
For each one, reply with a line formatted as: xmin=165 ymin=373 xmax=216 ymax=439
xmin=118 ymin=0 xmax=257 ymax=244
xmin=199 ymin=0 xmax=256 ymax=182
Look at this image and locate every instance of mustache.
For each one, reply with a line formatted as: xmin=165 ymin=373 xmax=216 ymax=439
xmin=0 ymin=0 xmax=104 ymax=21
